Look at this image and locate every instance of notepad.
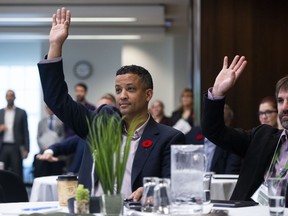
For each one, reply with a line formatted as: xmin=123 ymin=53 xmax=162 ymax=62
xmin=213 ymin=174 xmax=239 ymax=179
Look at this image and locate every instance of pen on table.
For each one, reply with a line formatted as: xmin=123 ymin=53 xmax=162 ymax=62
xmin=22 ymin=206 xmax=59 ymax=211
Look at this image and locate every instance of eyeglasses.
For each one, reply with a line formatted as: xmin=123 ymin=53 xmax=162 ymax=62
xmin=258 ymin=110 xmax=277 ymax=117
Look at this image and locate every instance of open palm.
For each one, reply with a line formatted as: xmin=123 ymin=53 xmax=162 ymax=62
xmin=212 ymin=55 xmax=247 ymax=96
xmin=49 ymin=8 xmax=71 ymax=46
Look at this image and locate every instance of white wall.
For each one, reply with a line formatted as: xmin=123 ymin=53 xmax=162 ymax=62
xmin=41 ymin=40 xmax=122 ymax=106
xmin=122 ymin=37 xmax=175 ymax=115
xmin=122 ymin=36 xmax=190 ymax=115
xmin=41 ymin=36 xmax=190 ymax=116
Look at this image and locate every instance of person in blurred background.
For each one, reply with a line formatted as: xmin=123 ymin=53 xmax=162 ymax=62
xmin=169 ymin=88 xmax=195 ymax=134
xmin=258 ymin=96 xmax=280 ymax=128
xmin=0 ymin=90 xmax=29 ymax=180
xmin=33 ymin=105 xmax=65 ymax=177
xmin=74 ymin=82 xmax=96 ymax=111
xmin=149 ymin=99 xmax=170 ymax=125
xmin=36 ymin=94 xmax=116 ymax=175
xmin=205 ymin=104 xmax=242 ymax=174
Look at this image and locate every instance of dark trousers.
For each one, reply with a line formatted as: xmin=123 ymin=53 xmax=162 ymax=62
xmin=0 ymin=143 xmax=23 ymax=180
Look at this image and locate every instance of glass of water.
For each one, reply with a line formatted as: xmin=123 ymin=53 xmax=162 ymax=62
xmin=203 ymin=172 xmax=213 ymax=204
xmin=153 ymin=178 xmax=171 ymax=214
xmin=141 ymin=177 xmax=159 ymax=212
xmin=267 ymin=177 xmax=287 ymax=216
xmin=170 ymin=145 xmax=206 ymax=215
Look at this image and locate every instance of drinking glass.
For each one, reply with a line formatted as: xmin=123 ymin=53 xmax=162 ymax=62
xmin=203 ymin=172 xmax=213 ymax=204
xmin=170 ymin=145 xmax=206 ymax=214
xmin=267 ymin=177 xmax=287 ymax=216
xmin=153 ymin=178 xmax=171 ymax=214
xmin=141 ymin=177 xmax=159 ymax=212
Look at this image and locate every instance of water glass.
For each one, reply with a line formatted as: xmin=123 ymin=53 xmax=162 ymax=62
xmin=203 ymin=172 xmax=213 ymax=204
xmin=267 ymin=178 xmax=287 ymax=216
xmin=170 ymin=145 xmax=206 ymax=214
xmin=141 ymin=177 xmax=159 ymax=212
xmin=153 ymin=178 xmax=171 ymax=214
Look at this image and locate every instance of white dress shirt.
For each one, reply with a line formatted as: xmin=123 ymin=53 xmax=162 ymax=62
xmin=94 ymin=114 xmax=150 ymax=198
xmin=3 ymin=107 xmax=15 ymax=143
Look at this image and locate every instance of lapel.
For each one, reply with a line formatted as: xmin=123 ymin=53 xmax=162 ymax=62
xmin=244 ymin=129 xmax=282 ymax=194
xmin=131 ymin=117 xmax=160 ymax=186
xmin=0 ymin=109 xmax=4 ymax=124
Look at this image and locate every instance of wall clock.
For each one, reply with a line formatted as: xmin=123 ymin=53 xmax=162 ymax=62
xmin=74 ymin=61 xmax=93 ymax=79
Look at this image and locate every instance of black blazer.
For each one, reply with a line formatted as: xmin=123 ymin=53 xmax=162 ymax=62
xmin=49 ymin=135 xmax=85 ymax=174
xmin=210 ymin=146 xmax=242 ymax=174
xmin=201 ymin=93 xmax=281 ymax=201
xmin=38 ymin=59 xmax=185 ymax=193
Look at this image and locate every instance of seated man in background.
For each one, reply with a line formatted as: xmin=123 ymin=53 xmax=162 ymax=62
xmin=36 ymin=94 xmax=116 ymax=175
xmin=205 ymin=104 xmax=242 ymax=174
xmin=37 ymin=7 xmax=185 ymax=200
xmin=34 ymin=105 xmax=65 ymax=177
xmin=185 ymin=104 xmax=242 ymax=174
xmin=36 ymin=135 xmax=84 ymax=175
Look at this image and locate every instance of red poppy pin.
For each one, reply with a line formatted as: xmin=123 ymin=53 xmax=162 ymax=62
xmin=142 ymin=140 xmax=153 ymax=149
xmin=196 ymin=133 xmax=203 ymax=141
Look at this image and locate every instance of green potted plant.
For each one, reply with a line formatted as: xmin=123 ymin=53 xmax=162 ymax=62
xmin=86 ymin=112 xmax=139 ymax=215
xmin=75 ymin=184 xmax=90 ymax=214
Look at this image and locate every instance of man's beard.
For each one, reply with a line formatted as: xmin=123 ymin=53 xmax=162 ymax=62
xmin=76 ymin=96 xmax=84 ymax=102
xmin=279 ymin=111 xmax=288 ymax=129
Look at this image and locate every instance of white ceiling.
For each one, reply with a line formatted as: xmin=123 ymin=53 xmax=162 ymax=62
xmin=0 ymin=0 xmax=190 ymax=41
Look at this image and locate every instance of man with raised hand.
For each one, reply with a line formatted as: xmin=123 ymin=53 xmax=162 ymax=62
xmin=37 ymin=8 xmax=185 ymax=201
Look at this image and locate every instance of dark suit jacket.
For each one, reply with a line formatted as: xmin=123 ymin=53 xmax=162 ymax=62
xmin=0 ymin=107 xmax=30 ymax=153
xmin=185 ymin=126 xmax=242 ymax=174
xmin=49 ymin=135 xmax=85 ymax=174
xmin=201 ymin=93 xmax=281 ymax=201
xmin=38 ymin=59 xmax=186 ymax=192
xmin=210 ymin=146 xmax=242 ymax=174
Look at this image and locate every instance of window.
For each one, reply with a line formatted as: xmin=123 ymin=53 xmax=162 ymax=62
xmin=0 ymin=65 xmax=41 ymax=182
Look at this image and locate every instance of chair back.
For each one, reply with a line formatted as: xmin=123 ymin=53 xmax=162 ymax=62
xmin=0 ymin=170 xmax=29 ymax=202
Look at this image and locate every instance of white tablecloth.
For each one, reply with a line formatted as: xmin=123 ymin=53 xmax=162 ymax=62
xmin=211 ymin=176 xmax=238 ymax=200
xmin=30 ymin=175 xmax=237 ymax=202
xmin=30 ymin=175 xmax=58 ymax=202
xmin=1 ymin=201 xmax=288 ymax=216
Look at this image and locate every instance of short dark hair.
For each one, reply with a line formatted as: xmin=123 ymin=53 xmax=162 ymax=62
xmin=6 ymin=89 xmax=15 ymax=97
xmin=259 ymin=96 xmax=277 ymax=110
xmin=116 ymin=65 xmax=153 ymax=90
xmin=75 ymin=82 xmax=88 ymax=92
xmin=276 ymin=76 xmax=288 ymax=98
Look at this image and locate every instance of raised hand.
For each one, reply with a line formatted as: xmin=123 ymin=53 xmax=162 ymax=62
xmin=47 ymin=7 xmax=71 ymax=59
xmin=212 ymin=55 xmax=247 ymax=97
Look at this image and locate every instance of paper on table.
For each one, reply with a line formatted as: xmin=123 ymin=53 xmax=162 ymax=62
xmin=0 ymin=206 xmax=61 ymax=215
xmin=172 ymin=119 xmax=192 ymax=134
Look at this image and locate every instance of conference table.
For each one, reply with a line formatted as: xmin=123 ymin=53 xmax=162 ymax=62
xmin=0 ymin=201 xmax=286 ymax=216
xmin=30 ymin=174 xmax=238 ymax=202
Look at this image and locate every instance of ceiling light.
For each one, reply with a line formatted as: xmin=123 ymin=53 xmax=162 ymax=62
xmin=0 ymin=34 xmax=141 ymax=40
xmin=0 ymin=17 xmax=137 ymax=23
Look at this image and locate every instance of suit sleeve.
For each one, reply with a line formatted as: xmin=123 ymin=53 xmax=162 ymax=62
xmin=38 ymin=60 xmax=92 ymax=138
xmin=201 ymin=93 xmax=251 ymax=157
xmin=22 ymin=110 xmax=30 ymax=152
xmin=49 ymin=135 xmax=82 ymax=156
